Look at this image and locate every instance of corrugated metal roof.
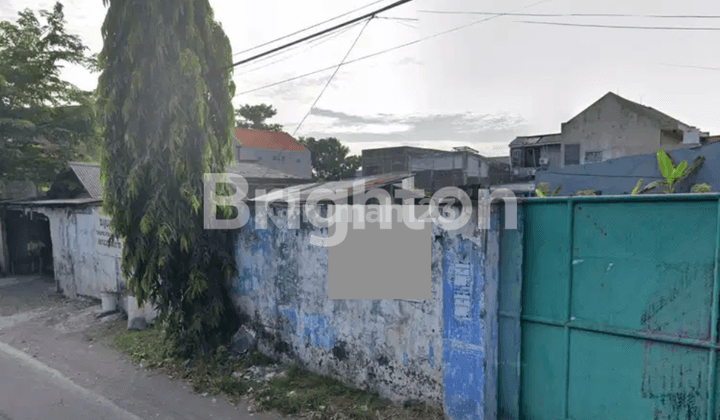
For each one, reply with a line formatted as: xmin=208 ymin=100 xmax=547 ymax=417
xmin=68 ymin=162 xmax=102 ymax=198
xmin=252 ymin=172 xmax=412 ymax=204
xmin=509 ymin=134 xmax=561 ymax=148
xmin=226 ymin=162 xmax=304 ymax=180
xmin=234 ymin=128 xmax=306 ymax=151
xmin=2 ymin=197 xmax=102 ymax=206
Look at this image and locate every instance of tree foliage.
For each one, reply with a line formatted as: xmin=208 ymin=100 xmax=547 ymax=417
xmin=235 ymin=103 xmax=284 ymax=132
xmin=97 ymin=0 xmax=239 ymax=356
xmin=0 ymin=2 xmax=98 ymax=187
xmin=297 ymin=137 xmax=361 ymax=181
xmin=633 ymin=150 xmax=705 ymax=194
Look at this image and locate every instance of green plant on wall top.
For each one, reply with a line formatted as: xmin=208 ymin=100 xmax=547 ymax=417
xmin=631 ymin=150 xmax=705 ymax=195
xmin=535 ymin=182 xmax=561 ymax=197
xmin=576 ymin=190 xmax=597 ymax=196
xmin=691 ymin=183 xmax=712 ymax=193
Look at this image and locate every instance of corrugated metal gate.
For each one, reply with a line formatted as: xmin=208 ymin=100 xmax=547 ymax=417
xmin=499 ymin=195 xmax=720 ymax=420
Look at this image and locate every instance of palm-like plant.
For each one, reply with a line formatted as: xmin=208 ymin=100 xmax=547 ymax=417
xmin=632 ymin=150 xmax=704 ymax=194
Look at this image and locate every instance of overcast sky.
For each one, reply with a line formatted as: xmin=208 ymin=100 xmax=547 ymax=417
xmin=3 ymin=0 xmax=720 ymax=157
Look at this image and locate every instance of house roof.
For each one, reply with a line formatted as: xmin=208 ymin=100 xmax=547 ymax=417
xmin=509 ymin=133 xmax=561 ymax=148
xmin=68 ymin=162 xmax=102 ymax=199
xmin=489 ymin=156 xmax=511 ymax=166
xmin=604 ymin=92 xmax=690 ymax=130
xmin=234 ymin=128 xmax=306 ymax=151
xmin=252 ymin=172 xmax=412 ymax=204
xmin=226 ymin=161 xmax=303 ymax=180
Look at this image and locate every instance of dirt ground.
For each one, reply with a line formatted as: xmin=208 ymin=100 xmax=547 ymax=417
xmin=0 ymin=275 xmax=286 ymax=420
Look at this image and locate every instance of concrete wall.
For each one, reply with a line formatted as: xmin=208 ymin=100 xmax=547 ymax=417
xmin=560 ymin=94 xmax=664 ymax=165
xmin=232 ymin=205 xmax=503 ymax=420
xmin=38 ymin=205 xmax=124 ymax=298
xmin=238 ymin=146 xmax=312 ymax=179
xmin=536 ymin=142 xmax=720 ymax=195
xmin=37 ymin=204 xmax=156 ymax=322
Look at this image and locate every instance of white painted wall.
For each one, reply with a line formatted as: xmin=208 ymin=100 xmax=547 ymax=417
xmin=237 ymin=146 xmax=312 ymax=179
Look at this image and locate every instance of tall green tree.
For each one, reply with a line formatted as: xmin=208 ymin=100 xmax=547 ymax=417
xmin=297 ymin=137 xmax=361 ymax=181
xmin=98 ymin=0 xmax=239 ymax=355
xmin=234 ymin=103 xmax=284 ymax=132
xmin=0 ymin=3 xmax=98 ymax=188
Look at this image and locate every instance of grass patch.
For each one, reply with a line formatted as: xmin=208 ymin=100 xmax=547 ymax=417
xmin=110 ymin=322 xmax=443 ymax=419
xmin=111 ymin=322 xmax=250 ymax=402
xmin=255 ymin=366 xmax=443 ymax=420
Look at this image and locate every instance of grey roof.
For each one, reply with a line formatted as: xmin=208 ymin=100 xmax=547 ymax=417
xmin=2 ymin=197 xmax=102 ymax=207
xmin=68 ymin=162 xmax=102 ymax=198
xmin=226 ymin=162 xmax=304 ymax=180
xmin=605 ymin=92 xmax=689 ymax=130
xmin=509 ymin=133 xmax=561 ymax=148
xmin=489 ymin=156 xmax=511 ymax=166
xmin=252 ymin=172 xmax=412 ymax=204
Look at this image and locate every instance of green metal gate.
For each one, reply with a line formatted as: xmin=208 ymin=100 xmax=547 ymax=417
xmin=499 ymin=195 xmax=720 ymax=420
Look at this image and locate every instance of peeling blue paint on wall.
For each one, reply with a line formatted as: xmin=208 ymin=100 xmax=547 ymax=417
xmin=302 ymin=313 xmax=336 ymax=350
xmin=403 ymin=352 xmax=409 ymax=366
xmin=429 ymin=345 xmax=434 ymax=368
xmin=442 ymin=235 xmax=485 ymax=420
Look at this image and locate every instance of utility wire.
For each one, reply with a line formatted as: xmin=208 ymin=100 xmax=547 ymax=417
xmin=418 ymin=11 xmax=720 ymax=19
xmin=293 ymin=18 xmax=373 ymax=137
xmin=234 ymin=0 xmax=554 ymax=97
xmin=375 ymin=16 xmax=419 ymax=21
xmin=257 ymin=18 xmax=374 ymax=180
xmin=660 ymin=63 xmax=720 ymax=71
xmin=231 ymin=0 xmax=414 ymax=68
xmin=517 ymin=21 xmax=720 ymax=30
xmin=232 ymin=0 xmax=388 ymax=57
xmin=234 ymin=22 xmax=362 ymax=78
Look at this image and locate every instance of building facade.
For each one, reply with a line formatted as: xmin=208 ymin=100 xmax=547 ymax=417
xmin=510 ymin=92 xmax=707 ymax=175
xmin=362 ymin=146 xmax=494 ymax=191
xmin=234 ymin=128 xmax=312 ymax=179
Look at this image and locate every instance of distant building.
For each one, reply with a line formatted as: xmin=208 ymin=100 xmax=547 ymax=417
xmin=361 ymin=146 xmax=497 ymax=192
xmin=509 ymin=92 xmax=710 ymax=176
xmin=234 ymin=129 xmax=312 ymax=179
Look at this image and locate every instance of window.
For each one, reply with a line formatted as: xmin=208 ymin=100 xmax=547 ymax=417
xmin=564 ymin=144 xmax=580 ymax=166
xmin=511 ymin=149 xmax=522 ymax=166
xmin=585 ymin=151 xmax=603 ymax=163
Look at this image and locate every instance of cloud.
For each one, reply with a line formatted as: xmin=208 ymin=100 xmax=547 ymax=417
xmin=301 ymin=108 xmax=526 ymax=139
xmin=293 ymin=108 xmax=527 ymax=157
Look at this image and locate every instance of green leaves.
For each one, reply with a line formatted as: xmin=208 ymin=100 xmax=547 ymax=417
xmin=235 ymin=103 xmax=285 ymax=132
xmin=297 ymin=137 xmax=361 ymax=181
xmin=0 ymin=2 xmax=98 ymax=185
xmin=99 ymin=0 xmax=239 ymax=357
xmin=632 ymin=150 xmax=705 ymax=194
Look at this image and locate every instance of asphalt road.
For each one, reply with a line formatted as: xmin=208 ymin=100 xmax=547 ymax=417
xmin=0 ymin=340 xmax=142 ymax=420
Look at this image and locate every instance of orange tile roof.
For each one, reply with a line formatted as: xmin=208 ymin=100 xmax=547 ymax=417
xmin=234 ymin=128 xmax=305 ymax=151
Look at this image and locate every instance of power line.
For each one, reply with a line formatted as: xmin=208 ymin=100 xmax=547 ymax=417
xmin=375 ymin=16 xmax=419 ymax=21
xmin=233 ymin=22 xmax=363 ymax=78
xmin=542 ymin=170 xmax=663 ymax=179
xmin=660 ymin=63 xmax=720 ymax=71
xmin=418 ymin=11 xmax=720 ymax=19
xmin=517 ymin=21 xmax=720 ymax=30
xmin=234 ymin=0 xmax=555 ymax=97
xmin=232 ymin=0 xmax=388 ymax=58
xmin=293 ymin=18 xmax=373 ymax=137
xmin=379 ymin=18 xmax=418 ymax=29
xmin=255 ymin=18 xmax=374 ymax=181
xmin=231 ymin=0 xmax=415 ymax=68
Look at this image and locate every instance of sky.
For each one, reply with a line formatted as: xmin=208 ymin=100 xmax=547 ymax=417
xmin=3 ymin=0 xmax=720 ymax=157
